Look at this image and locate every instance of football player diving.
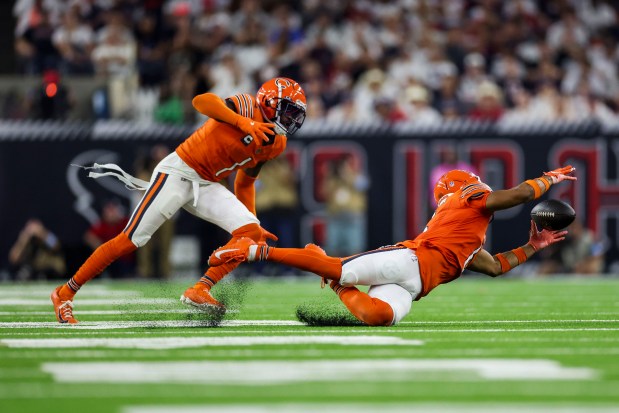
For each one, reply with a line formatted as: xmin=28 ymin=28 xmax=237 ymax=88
xmin=209 ymin=166 xmax=577 ymax=326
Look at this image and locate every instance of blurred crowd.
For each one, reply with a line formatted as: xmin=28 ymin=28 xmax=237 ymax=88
xmin=7 ymin=0 xmax=619 ymax=124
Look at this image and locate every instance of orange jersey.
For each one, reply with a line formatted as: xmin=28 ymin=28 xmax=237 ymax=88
xmin=399 ymin=183 xmax=493 ymax=299
xmin=176 ymin=94 xmax=287 ymax=181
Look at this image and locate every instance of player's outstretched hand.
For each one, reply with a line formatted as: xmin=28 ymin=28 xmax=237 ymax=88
xmin=259 ymin=227 xmax=279 ymax=243
xmin=543 ymin=165 xmax=577 ymax=184
xmin=528 ymin=220 xmax=568 ymax=251
xmin=235 ymin=117 xmax=275 ymax=143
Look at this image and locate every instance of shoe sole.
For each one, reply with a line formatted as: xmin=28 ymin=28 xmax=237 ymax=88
xmin=180 ymin=295 xmax=225 ymax=312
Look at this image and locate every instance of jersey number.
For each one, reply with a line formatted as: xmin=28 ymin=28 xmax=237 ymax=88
xmin=241 ymin=135 xmax=253 ymax=146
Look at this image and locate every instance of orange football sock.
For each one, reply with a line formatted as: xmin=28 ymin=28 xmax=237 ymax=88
xmin=195 ymin=261 xmax=240 ymax=289
xmin=59 ymin=233 xmax=137 ymax=300
xmin=332 ymin=283 xmax=394 ymax=326
xmin=266 ymin=248 xmax=342 ymax=280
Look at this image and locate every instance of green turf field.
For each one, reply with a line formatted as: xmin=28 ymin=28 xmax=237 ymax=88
xmin=1 ymin=276 xmax=618 ymax=413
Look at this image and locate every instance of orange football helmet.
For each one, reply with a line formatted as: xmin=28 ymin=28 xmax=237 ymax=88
xmin=434 ymin=169 xmax=482 ymax=204
xmin=256 ymin=77 xmax=307 ymax=136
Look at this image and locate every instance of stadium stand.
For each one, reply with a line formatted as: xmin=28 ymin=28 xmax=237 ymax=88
xmin=3 ymin=0 xmax=619 ymax=125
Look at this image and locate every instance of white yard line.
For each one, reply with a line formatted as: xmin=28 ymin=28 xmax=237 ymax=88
xmin=3 ymin=335 xmax=423 ymax=349
xmin=122 ymin=404 xmax=619 ymax=413
xmin=0 ymin=298 xmax=178 ymax=306
xmin=40 ymin=359 xmax=595 ymax=383
xmin=2 ymin=322 xmax=618 ymax=334
xmin=0 ymin=320 xmax=302 ymax=329
xmin=0 ymin=309 xmax=239 ymax=315
xmin=0 ymin=290 xmax=141 ymax=297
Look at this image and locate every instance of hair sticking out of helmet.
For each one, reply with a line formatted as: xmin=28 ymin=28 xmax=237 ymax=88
xmin=256 ymin=77 xmax=307 ymax=136
xmin=434 ymin=169 xmax=482 ymax=204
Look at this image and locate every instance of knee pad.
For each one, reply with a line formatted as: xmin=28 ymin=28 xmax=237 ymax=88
xmin=231 ymin=223 xmax=263 ymax=242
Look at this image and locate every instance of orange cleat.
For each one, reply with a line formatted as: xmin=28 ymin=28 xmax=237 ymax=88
xmin=208 ymin=237 xmax=261 ymax=267
xmin=51 ymin=286 xmax=78 ymax=324
xmin=180 ymin=286 xmax=224 ymax=310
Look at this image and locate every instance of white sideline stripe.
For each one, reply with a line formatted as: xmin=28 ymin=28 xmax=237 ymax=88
xmin=3 ymin=335 xmax=422 ymax=349
xmin=123 ymin=404 xmax=619 ymax=413
xmin=0 ymin=320 xmax=301 ymax=329
xmin=0 ymin=298 xmax=177 ymax=306
xmin=0 ymin=309 xmax=239 ymax=316
xmin=41 ymin=359 xmax=595 ymax=383
xmin=1 ymin=321 xmax=618 ymax=333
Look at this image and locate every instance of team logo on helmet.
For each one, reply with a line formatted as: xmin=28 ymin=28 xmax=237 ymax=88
xmin=257 ymin=77 xmax=307 ymax=137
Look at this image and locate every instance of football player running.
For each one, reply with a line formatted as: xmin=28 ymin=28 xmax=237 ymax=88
xmin=209 ymin=166 xmax=576 ymax=326
xmin=51 ymin=77 xmax=307 ymax=324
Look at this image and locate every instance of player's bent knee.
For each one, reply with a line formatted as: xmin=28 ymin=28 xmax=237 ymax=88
xmin=231 ymin=223 xmax=263 ymax=242
xmin=367 ymin=284 xmax=413 ymax=325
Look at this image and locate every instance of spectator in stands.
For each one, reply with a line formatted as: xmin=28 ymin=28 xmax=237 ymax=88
xmin=501 ymin=88 xmax=536 ymax=125
xmin=493 ymin=54 xmax=528 ymax=108
xmin=9 ymin=218 xmax=65 ymax=281
xmin=538 ymin=219 xmax=605 ymax=275
xmin=402 ymin=84 xmax=442 ymax=125
xmin=84 ymin=198 xmax=134 ymax=278
xmin=14 ymin=10 xmax=59 ymax=74
xmin=373 ymin=97 xmax=407 ymax=123
xmin=468 ymin=81 xmax=505 ymax=122
xmin=52 ymin=10 xmax=95 ymax=75
xmin=7 ymin=0 xmax=619 ymax=125
xmin=567 ymin=82 xmax=619 ymax=125
xmin=433 ymin=65 xmax=466 ymax=117
xmin=326 ymin=93 xmax=359 ymax=123
xmin=92 ymin=20 xmax=136 ymax=77
xmin=529 ymin=81 xmax=573 ymax=121
xmin=576 ymin=0 xmax=617 ymax=32
xmin=134 ymin=13 xmax=168 ymax=86
xmin=208 ymin=49 xmax=253 ymax=98
xmin=267 ymin=3 xmax=305 ymax=80
xmin=546 ymin=9 xmax=589 ymax=53
xmin=233 ymin=16 xmax=269 ymax=80
xmin=458 ymin=53 xmax=491 ymax=109
xmin=353 ymin=68 xmax=398 ymax=121
xmin=322 ymin=155 xmax=369 ymax=257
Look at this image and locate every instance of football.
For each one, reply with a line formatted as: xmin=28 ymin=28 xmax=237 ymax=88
xmin=530 ymin=199 xmax=576 ymax=230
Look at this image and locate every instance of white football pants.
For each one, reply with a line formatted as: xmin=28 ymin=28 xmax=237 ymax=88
xmin=339 ymin=247 xmax=422 ymax=324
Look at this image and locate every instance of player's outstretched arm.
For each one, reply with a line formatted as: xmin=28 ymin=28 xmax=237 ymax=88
xmin=192 ymin=93 xmax=274 ymax=142
xmin=485 ymin=165 xmax=576 ymax=212
xmin=466 ymin=221 xmax=567 ymax=277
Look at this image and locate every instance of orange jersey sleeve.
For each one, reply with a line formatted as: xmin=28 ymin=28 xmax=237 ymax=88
xmin=399 ymin=183 xmax=493 ymax=299
xmin=176 ymin=94 xmax=287 ymax=181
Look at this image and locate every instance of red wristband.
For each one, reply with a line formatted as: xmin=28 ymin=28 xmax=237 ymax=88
xmin=511 ymin=247 xmax=527 ymax=264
